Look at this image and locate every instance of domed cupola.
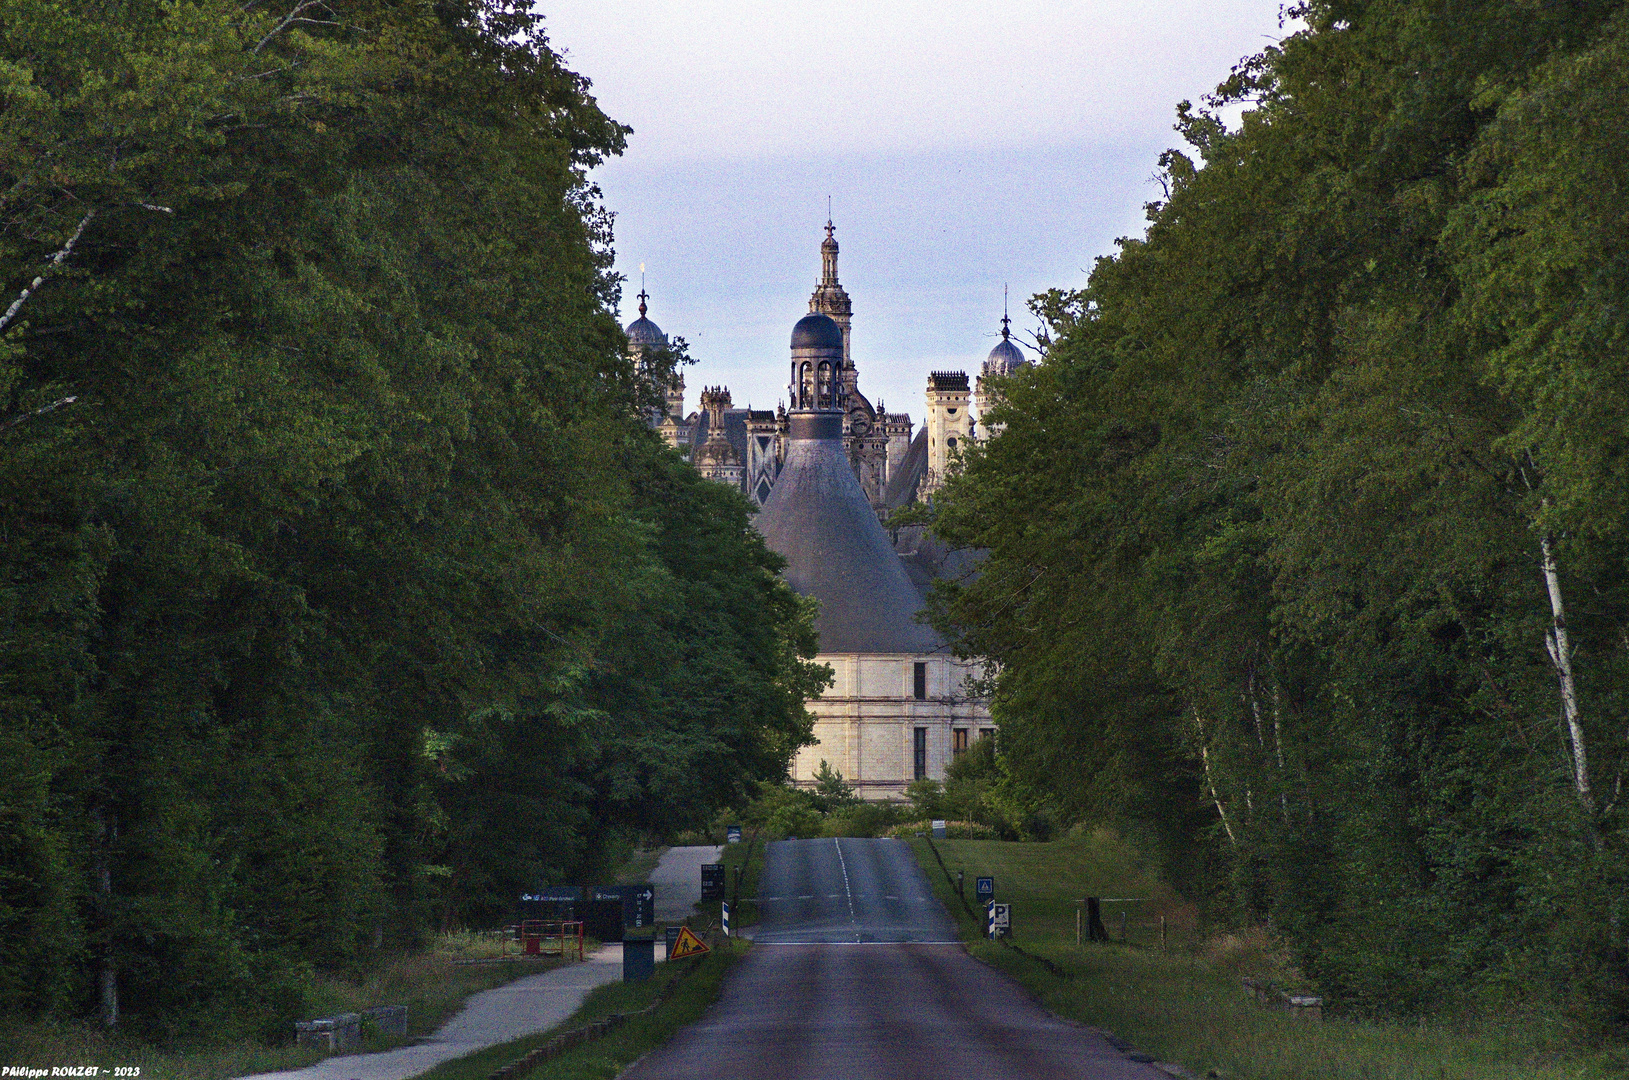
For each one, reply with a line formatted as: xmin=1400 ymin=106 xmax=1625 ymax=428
xmin=624 ymin=287 xmax=667 ymax=349
xmin=788 ymin=312 xmax=844 ymax=412
xmin=983 ymin=312 xmax=1029 ymax=377
xmin=791 ymin=312 xmax=844 ymax=352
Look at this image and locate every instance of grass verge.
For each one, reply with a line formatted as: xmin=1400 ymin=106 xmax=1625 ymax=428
xmin=0 ymin=941 xmax=567 ymax=1080
xmin=908 ymin=837 xmax=1628 ymax=1080
xmin=414 ymin=942 xmax=744 ymax=1080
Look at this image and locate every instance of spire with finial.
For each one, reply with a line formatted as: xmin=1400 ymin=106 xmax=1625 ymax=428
xmin=820 ymin=205 xmax=839 ymax=285
xmin=624 ymin=260 xmax=667 ymax=349
xmin=982 ymin=283 xmax=1028 ymax=378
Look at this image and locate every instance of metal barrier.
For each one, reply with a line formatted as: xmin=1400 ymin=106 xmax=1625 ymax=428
xmin=512 ymin=920 xmax=584 ymax=961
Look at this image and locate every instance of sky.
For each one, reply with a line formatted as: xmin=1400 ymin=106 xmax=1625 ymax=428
xmin=542 ymin=1 xmax=1297 ymax=420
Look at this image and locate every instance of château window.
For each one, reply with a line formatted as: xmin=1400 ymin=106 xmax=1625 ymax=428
xmin=913 ymin=662 xmax=927 ymax=700
xmin=979 ymin=727 xmax=996 ymax=744
xmin=952 ymin=728 xmax=969 ymax=755
xmin=914 ymin=727 xmax=928 ymax=780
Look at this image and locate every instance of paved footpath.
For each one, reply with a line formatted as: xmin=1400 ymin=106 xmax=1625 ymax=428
xmin=236 ymin=947 xmax=626 ymax=1080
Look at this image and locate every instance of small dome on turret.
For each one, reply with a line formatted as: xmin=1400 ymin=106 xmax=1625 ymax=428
xmin=791 ymin=312 xmax=844 ymax=350
xmin=982 ymin=314 xmax=1029 ymax=377
xmin=624 ymin=287 xmax=666 ymax=348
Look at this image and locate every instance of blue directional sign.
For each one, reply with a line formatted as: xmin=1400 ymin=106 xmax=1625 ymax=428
xmin=975 ymin=876 xmax=995 ymax=902
xmin=726 ymin=824 xmax=743 ymax=844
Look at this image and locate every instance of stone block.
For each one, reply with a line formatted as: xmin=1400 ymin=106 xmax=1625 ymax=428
xmin=294 ymin=1012 xmax=361 ymax=1053
xmin=363 ymin=1004 xmax=408 ymax=1037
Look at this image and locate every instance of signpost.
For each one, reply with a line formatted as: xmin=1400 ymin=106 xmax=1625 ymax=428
xmin=931 ymin=819 xmax=947 ymax=839
xmin=665 ymin=925 xmax=682 ymax=958
xmin=721 ymin=901 xmax=732 ymax=937
xmin=975 ymin=876 xmax=995 ymax=904
xmin=988 ymin=902 xmax=1011 ymax=939
xmin=726 ymin=824 xmax=743 ymax=844
xmin=701 ymin=863 xmax=726 ymax=901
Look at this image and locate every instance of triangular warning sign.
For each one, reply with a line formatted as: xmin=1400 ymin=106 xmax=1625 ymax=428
xmin=669 ymin=926 xmax=710 ymax=959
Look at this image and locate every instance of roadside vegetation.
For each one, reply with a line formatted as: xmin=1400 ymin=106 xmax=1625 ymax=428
xmin=681 ymin=740 xmax=1020 ymax=846
xmin=922 ymin=0 xmax=1629 ymax=1046
xmin=910 ymin=836 xmax=1628 ymax=1080
xmin=0 ymin=0 xmax=829 ymax=1050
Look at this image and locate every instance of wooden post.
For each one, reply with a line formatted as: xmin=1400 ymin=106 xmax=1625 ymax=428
xmin=1119 ymin=910 xmax=1127 ymax=942
xmin=1075 ymin=903 xmax=1082 ymax=948
xmin=1161 ymin=915 xmax=1167 ymax=951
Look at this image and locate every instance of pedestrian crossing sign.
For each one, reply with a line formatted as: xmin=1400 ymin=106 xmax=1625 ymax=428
xmin=669 ymin=926 xmax=710 ymax=959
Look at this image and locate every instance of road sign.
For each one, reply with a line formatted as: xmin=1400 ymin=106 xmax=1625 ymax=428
xmin=701 ymin=863 xmax=726 ymax=901
xmin=721 ymin=901 xmax=731 ymax=937
xmin=665 ymin=925 xmax=682 ymax=958
xmin=523 ymin=886 xmax=583 ymax=902
xmin=931 ymin=819 xmax=947 ymax=839
xmin=975 ymin=876 xmax=995 ymax=902
xmin=726 ymin=824 xmax=743 ymax=843
xmin=592 ymin=884 xmax=655 ymax=929
xmin=988 ymin=902 xmax=1011 ymax=939
xmin=669 ymin=926 xmax=711 ymax=960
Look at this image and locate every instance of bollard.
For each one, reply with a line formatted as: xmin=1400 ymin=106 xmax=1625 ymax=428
xmin=622 ymin=937 xmax=655 ymax=982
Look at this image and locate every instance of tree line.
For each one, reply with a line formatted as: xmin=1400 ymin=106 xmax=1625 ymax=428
xmin=0 ymin=0 xmax=827 ymax=1037
xmin=931 ymin=0 xmax=1629 ymax=1031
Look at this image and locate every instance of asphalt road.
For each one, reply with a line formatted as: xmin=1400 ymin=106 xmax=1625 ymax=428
xmin=621 ymin=837 xmax=1168 ymax=1080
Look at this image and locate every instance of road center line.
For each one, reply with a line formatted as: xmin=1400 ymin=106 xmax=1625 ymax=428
xmin=832 ymin=837 xmax=857 ymax=934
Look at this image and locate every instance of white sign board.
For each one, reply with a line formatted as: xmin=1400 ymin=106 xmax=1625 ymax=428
xmin=989 ymin=902 xmax=1011 ymax=938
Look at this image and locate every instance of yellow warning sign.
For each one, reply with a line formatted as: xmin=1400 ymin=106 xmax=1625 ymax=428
xmin=669 ymin=926 xmax=710 ymax=959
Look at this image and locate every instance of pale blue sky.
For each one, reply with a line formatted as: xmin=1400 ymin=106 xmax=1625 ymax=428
xmin=543 ymin=2 xmax=1295 ymax=419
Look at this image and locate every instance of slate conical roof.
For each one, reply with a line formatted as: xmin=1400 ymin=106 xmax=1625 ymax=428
xmin=757 ymin=412 xmax=943 ymax=655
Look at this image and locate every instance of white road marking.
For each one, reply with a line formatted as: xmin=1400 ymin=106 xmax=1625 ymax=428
xmin=833 ymin=837 xmax=858 ymax=940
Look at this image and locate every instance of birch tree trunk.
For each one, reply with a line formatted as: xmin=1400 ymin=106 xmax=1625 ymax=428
xmin=92 ymin=807 xmax=118 ymax=1027
xmin=1194 ymin=712 xmax=1239 ymax=845
xmin=1539 ymin=531 xmax=1594 ymax=816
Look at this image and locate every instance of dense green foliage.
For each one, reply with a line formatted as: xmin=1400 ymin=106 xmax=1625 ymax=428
xmin=0 ymin=0 xmax=825 ymax=1037
xmin=930 ymin=0 xmax=1629 ymax=1031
